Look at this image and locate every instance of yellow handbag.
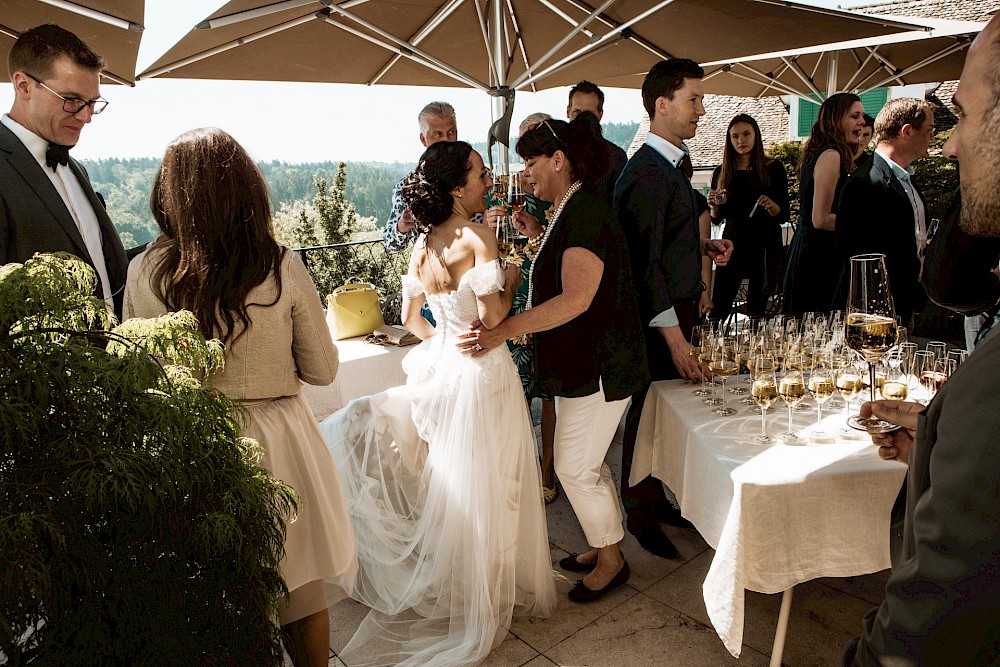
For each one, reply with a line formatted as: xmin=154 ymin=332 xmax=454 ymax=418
xmin=326 ymin=283 xmax=385 ymax=340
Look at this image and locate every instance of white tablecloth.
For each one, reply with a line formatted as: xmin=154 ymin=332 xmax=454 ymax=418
xmin=301 ymin=335 xmax=411 ymax=420
xmin=631 ymin=380 xmax=907 ymax=657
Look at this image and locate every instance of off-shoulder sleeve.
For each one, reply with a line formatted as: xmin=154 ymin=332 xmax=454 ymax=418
xmin=401 ymin=274 xmax=424 ymax=299
xmin=464 ymin=259 xmax=503 ymax=297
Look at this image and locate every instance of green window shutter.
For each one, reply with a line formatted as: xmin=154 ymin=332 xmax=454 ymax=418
xmin=860 ymin=88 xmax=889 ymax=116
xmin=798 ymin=88 xmax=888 ymax=136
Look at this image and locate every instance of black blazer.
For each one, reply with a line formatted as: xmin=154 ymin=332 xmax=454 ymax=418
xmin=835 ymin=153 xmax=922 ymax=324
xmin=0 ymin=124 xmax=128 ymax=319
xmin=614 ymin=143 xmax=703 ymax=326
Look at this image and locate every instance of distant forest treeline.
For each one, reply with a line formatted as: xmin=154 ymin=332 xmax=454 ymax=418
xmin=82 ymin=121 xmax=639 ymax=249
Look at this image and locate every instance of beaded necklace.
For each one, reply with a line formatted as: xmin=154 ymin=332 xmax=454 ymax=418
xmin=526 ymin=180 xmax=583 ymax=310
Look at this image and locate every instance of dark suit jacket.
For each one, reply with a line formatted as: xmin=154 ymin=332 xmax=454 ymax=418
xmin=835 ymin=153 xmax=923 ymax=324
xmin=844 ymin=330 xmax=1000 ymax=666
xmin=0 ymin=124 xmax=128 ymax=319
xmin=594 ymin=139 xmax=628 ymax=206
xmin=614 ymin=143 xmax=703 ymax=379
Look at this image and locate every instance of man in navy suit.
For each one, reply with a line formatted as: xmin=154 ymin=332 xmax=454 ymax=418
xmin=1 ymin=24 xmax=128 ymax=319
xmin=835 ymin=97 xmax=934 ymax=326
xmin=615 ymin=59 xmax=731 ymax=558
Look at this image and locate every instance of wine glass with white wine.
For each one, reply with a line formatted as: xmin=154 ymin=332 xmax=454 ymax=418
xmin=844 ymin=254 xmax=898 ymax=432
xmin=708 ymin=341 xmax=740 ymax=416
xmin=778 ymin=353 xmax=806 ymax=442
xmin=751 ymin=354 xmax=778 ymax=444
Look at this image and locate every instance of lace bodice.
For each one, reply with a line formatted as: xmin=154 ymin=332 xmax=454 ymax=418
xmin=402 ymin=260 xmax=503 ymax=338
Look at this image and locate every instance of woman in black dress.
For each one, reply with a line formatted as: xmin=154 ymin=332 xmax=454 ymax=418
xmin=782 ymin=93 xmax=866 ymax=316
xmin=707 ymin=114 xmax=789 ymax=323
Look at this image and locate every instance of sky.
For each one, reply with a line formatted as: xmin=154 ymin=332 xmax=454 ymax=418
xmin=1 ymin=0 xmax=869 ymax=163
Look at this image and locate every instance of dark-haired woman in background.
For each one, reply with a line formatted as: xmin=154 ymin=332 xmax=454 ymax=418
xmin=321 ymin=141 xmax=555 ymax=666
xmin=124 ymin=128 xmax=357 ymax=667
xmin=782 ymin=93 xmax=866 ymax=316
xmin=708 ymin=114 xmax=789 ymax=322
xmin=458 ymin=113 xmax=649 ymax=603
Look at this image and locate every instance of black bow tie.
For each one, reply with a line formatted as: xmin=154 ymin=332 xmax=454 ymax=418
xmin=45 ymin=143 xmax=71 ymax=171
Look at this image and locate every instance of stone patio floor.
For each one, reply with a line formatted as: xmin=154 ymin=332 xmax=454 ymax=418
xmin=308 ymin=402 xmax=888 ymax=667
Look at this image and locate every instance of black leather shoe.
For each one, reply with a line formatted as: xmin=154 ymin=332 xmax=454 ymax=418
xmin=568 ymin=562 xmax=630 ymax=603
xmin=559 ymin=553 xmax=597 ymax=572
xmin=629 ymin=523 xmax=678 ymax=559
xmin=656 ymin=504 xmax=695 ymax=530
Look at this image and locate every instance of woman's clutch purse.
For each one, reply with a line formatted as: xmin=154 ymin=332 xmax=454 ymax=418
xmin=365 ymin=324 xmax=419 ymax=347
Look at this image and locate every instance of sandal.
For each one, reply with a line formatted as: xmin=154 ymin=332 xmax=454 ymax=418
xmin=541 ymin=485 xmax=558 ymax=505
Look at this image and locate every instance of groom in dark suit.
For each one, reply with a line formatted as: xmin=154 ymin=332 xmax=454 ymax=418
xmin=835 ymin=97 xmax=934 ymax=326
xmin=1 ymin=24 xmax=128 ymax=318
xmin=614 ymin=59 xmax=731 ymax=558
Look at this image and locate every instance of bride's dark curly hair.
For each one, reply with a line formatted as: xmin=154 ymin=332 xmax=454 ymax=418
xmin=401 ymin=141 xmax=474 ymax=234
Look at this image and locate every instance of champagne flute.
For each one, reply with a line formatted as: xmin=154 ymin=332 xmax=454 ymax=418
xmin=491 ymin=163 xmax=509 ymax=207
xmin=751 ymin=354 xmax=778 ymax=444
xmin=708 ymin=341 xmax=740 ymax=416
xmin=690 ymin=326 xmax=712 ymax=397
xmin=808 ymin=364 xmax=835 ymax=435
xmin=926 ymin=341 xmax=948 ymax=364
xmin=778 ymin=354 xmax=806 ymax=442
xmin=508 ymin=172 xmax=527 ymax=217
xmin=844 ymin=254 xmax=898 ymax=432
xmin=914 ymin=350 xmax=936 ymax=403
xmin=881 ymin=362 xmax=909 ymax=401
xmin=948 ymin=349 xmax=968 ymax=368
xmin=835 ymin=361 xmax=864 ymax=425
xmin=898 ymin=342 xmax=919 ymax=390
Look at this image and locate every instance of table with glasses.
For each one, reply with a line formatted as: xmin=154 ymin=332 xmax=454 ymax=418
xmin=630 ymin=378 xmax=908 ymax=663
xmin=301 ymin=334 xmax=411 ymax=420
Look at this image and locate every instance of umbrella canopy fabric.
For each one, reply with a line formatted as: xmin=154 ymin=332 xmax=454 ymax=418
xmin=1 ymin=1 xmax=145 ymax=85
xmin=138 ymin=0 xmax=923 ymax=93
xmin=701 ymin=16 xmax=983 ymax=99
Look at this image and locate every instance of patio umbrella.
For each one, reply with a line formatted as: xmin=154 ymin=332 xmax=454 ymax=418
xmin=2 ymin=1 xmax=145 ymax=85
xmin=138 ymin=0 xmax=922 ymax=92
xmin=136 ymin=0 xmax=922 ymax=160
xmin=700 ymin=16 xmax=983 ymax=99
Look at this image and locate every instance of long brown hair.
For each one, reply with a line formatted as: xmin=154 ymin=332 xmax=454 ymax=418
xmin=149 ymin=127 xmax=283 ymax=345
xmin=799 ymin=92 xmax=861 ymax=179
xmin=717 ymin=113 xmax=772 ymax=191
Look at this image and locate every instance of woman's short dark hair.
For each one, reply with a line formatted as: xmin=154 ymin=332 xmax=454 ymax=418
xmin=515 ymin=112 xmax=609 ymax=187
xmin=401 ymin=141 xmax=475 ymax=234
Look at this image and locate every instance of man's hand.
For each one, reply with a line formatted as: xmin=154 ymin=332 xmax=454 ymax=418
xmin=702 ymin=238 xmax=733 ymax=266
xmin=861 ymin=400 xmax=923 ymax=465
xmin=513 ymin=210 xmax=544 ymax=239
xmin=660 ymin=325 xmax=702 ymax=382
xmin=397 ymin=208 xmax=416 ymax=234
xmin=484 ymin=205 xmax=507 ymax=231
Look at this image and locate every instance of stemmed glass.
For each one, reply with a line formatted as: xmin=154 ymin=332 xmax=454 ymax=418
xmin=844 ymin=254 xmax=898 ymax=432
xmin=491 ymin=162 xmax=509 ymax=206
xmin=835 ymin=360 xmax=864 ymax=427
xmin=881 ymin=360 xmax=909 ymax=401
xmin=508 ymin=172 xmax=526 ymax=216
xmin=948 ymin=349 xmax=968 ymax=368
xmin=751 ymin=354 xmax=778 ymax=444
xmin=690 ymin=326 xmax=712 ymax=397
xmin=914 ymin=350 xmax=936 ymax=403
xmin=778 ymin=354 xmax=806 ymax=442
xmin=702 ymin=335 xmax=724 ymax=406
xmin=707 ymin=341 xmax=740 ymax=416
xmin=808 ymin=363 xmax=834 ymax=436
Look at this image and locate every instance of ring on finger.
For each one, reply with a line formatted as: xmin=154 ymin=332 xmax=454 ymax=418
xmin=474 ymin=343 xmax=484 ymax=351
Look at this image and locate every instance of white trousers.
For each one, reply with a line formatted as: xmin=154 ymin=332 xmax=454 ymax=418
xmin=554 ymin=387 xmax=628 ymax=548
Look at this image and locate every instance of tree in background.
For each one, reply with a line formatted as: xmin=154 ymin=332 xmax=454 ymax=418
xmin=274 ymin=164 xmax=408 ymax=324
xmin=0 ymin=254 xmax=296 ymax=666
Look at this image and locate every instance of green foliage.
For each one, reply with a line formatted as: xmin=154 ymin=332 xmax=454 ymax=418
xmin=273 ymin=166 xmax=409 ymax=324
xmin=912 ymin=128 xmax=960 ymax=223
xmin=766 ymin=141 xmax=803 ymax=225
xmin=81 ymin=157 xmax=411 ymax=250
xmin=0 ymin=254 xmax=296 ymax=666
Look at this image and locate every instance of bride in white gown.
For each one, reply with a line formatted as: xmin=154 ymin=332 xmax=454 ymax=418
xmin=320 ymin=141 xmax=557 ymax=666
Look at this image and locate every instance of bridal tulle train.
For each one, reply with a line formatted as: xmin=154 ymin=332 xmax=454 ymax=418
xmin=320 ymin=261 xmax=556 ymax=666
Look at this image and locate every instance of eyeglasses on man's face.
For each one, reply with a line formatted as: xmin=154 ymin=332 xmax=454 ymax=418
xmin=25 ymin=73 xmax=108 ymax=115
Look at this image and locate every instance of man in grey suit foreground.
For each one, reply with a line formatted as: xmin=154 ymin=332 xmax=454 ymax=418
xmin=844 ymin=16 xmax=1000 ymax=666
xmin=1 ymin=24 xmax=127 ymax=318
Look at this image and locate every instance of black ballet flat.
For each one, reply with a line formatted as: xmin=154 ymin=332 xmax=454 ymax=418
xmin=559 ymin=553 xmax=597 ymax=572
xmin=567 ymin=561 xmax=630 ymax=603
